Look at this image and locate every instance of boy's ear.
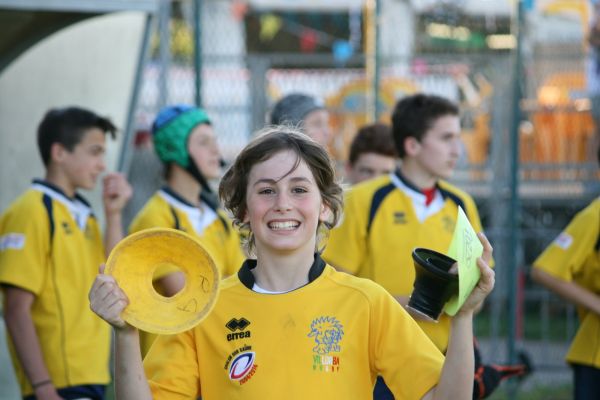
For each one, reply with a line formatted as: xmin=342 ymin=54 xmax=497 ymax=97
xmin=404 ymin=137 xmax=421 ymax=157
xmin=50 ymin=142 xmax=68 ymax=163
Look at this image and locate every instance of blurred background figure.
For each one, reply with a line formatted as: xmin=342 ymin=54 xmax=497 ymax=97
xmin=0 ymin=106 xmax=132 ymax=400
xmin=270 ymin=93 xmax=331 ymax=148
xmin=129 ymin=104 xmax=244 ymax=357
xmin=345 ymin=123 xmax=397 ymax=185
xmin=531 ymin=145 xmax=600 ymax=400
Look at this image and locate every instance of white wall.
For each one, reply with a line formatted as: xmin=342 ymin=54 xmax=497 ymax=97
xmin=0 ymin=11 xmax=146 ymax=220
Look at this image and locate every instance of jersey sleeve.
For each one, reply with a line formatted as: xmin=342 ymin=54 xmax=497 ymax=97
xmin=145 ymin=329 xmax=201 ymax=399
xmin=369 ymin=285 xmax=444 ymax=398
xmin=0 ymin=195 xmax=50 ymax=295
xmin=533 ymin=202 xmax=599 ymax=282
xmin=129 ymin=201 xmax=174 ymax=234
xmin=322 ymin=188 xmax=368 ymax=274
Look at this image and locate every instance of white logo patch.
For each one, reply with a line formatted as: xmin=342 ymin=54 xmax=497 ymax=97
xmin=0 ymin=233 xmax=26 ymax=251
xmin=553 ymin=232 xmax=573 ymax=250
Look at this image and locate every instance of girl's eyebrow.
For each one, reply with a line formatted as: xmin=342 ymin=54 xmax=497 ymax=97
xmin=252 ymin=176 xmax=312 ymax=187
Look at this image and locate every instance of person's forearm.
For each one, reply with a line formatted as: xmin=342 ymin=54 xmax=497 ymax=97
xmin=532 ymin=268 xmax=600 ymax=315
xmin=432 ymin=312 xmax=474 ymax=400
xmin=114 ymin=328 xmax=153 ymax=400
xmin=104 ymin=212 xmax=124 ymax=258
xmin=5 ymin=308 xmax=55 ymax=391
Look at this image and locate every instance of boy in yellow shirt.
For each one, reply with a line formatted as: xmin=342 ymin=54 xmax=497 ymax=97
xmin=532 ymin=146 xmax=600 ymax=400
xmin=325 ymin=94 xmax=530 ymax=399
xmin=0 ymin=106 xmax=131 ymax=399
xmin=129 ymin=105 xmax=244 ymax=355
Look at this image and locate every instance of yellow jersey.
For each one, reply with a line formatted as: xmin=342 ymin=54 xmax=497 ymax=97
xmin=144 ymin=256 xmax=444 ymax=399
xmin=533 ymin=198 xmax=600 ymax=368
xmin=0 ymin=180 xmax=110 ymax=395
xmin=323 ymin=171 xmax=483 ymax=352
xmin=129 ymin=187 xmax=245 ymax=355
xmin=129 ymin=187 xmax=244 ymax=277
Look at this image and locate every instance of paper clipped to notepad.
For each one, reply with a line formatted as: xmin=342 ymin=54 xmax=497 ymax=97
xmin=443 ymin=206 xmax=483 ymax=316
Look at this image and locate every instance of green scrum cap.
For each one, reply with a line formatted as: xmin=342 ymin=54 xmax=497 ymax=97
xmin=151 ymin=105 xmax=211 ymax=168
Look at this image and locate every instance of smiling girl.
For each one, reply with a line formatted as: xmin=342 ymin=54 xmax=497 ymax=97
xmin=89 ymin=126 xmax=494 ymax=399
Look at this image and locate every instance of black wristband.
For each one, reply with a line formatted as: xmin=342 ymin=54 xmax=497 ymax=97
xmin=32 ymin=379 xmax=52 ymax=389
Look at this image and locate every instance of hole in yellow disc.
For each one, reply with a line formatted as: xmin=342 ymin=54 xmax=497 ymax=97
xmin=151 ymin=262 xmax=186 ymax=298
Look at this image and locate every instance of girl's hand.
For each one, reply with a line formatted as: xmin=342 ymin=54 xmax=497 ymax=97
xmin=457 ymin=232 xmax=495 ymax=315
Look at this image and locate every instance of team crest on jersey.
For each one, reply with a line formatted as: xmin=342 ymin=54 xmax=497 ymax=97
xmin=442 ymin=216 xmax=455 ymax=233
xmin=308 ymin=316 xmax=343 ymax=372
xmin=225 ymin=345 xmax=258 ymax=385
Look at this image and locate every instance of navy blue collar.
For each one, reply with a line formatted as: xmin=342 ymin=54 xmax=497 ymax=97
xmin=394 ymin=168 xmax=450 ymax=199
xmin=394 ymin=168 xmax=426 ymax=193
xmin=238 ymin=254 xmax=326 ymax=290
xmin=32 ymin=179 xmax=91 ymax=207
xmin=161 ymin=186 xmax=197 ymax=208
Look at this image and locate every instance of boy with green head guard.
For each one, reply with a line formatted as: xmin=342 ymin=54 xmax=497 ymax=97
xmin=129 ymin=104 xmax=244 ymax=356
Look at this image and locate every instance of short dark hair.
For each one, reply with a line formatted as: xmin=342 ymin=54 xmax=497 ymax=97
xmin=348 ymin=123 xmax=397 ymax=165
xmin=37 ymin=106 xmax=117 ymax=166
xmin=391 ymin=94 xmax=459 ymax=158
xmin=219 ymin=126 xmax=343 ymax=254
xmin=270 ymin=93 xmax=324 ymax=126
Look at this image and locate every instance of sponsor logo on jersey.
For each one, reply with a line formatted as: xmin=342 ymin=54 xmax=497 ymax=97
xmin=308 ymin=316 xmax=343 ymax=372
xmin=226 ymin=317 xmax=250 ymax=331
xmin=226 ymin=317 xmax=252 ymax=341
xmin=225 ymin=346 xmax=258 ymax=385
xmin=393 ymin=211 xmax=406 ymax=224
xmin=554 ymin=232 xmax=573 ymax=250
xmin=0 ymin=233 xmax=25 ymax=251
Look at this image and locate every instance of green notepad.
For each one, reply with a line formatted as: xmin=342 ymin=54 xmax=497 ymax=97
xmin=443 ymin=206 xmax=483 ymax=316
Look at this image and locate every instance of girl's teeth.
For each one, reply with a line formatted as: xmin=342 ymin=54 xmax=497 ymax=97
xmin=269 ymin=221 xmax=299 ymax=230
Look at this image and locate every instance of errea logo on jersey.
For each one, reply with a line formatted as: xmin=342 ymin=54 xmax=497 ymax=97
xmin=226 ymin=317 xmax=252 ymax=341
xmin=0 ymin=233 xmax=25 ymax=251
xmin=393 ymin=212 xmax=406 ymax=224
xmin=226 ymin=317 xmax=250 ymax=331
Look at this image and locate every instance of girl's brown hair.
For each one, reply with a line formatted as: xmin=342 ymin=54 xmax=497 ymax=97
xmin=219 ymin=126 xmax=343 ymax=254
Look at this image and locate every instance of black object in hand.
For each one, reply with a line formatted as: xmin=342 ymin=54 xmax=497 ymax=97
xmin=407 ymin=248 xmax=459 ymax=322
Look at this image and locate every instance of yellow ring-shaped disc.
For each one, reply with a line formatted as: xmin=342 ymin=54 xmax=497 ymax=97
xmin=105 ymin=228 xmax=220 ymax=334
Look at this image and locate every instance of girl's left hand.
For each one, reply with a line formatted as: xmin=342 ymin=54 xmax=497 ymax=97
xmin=457 ymin=232 xmax=495 ymax=315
